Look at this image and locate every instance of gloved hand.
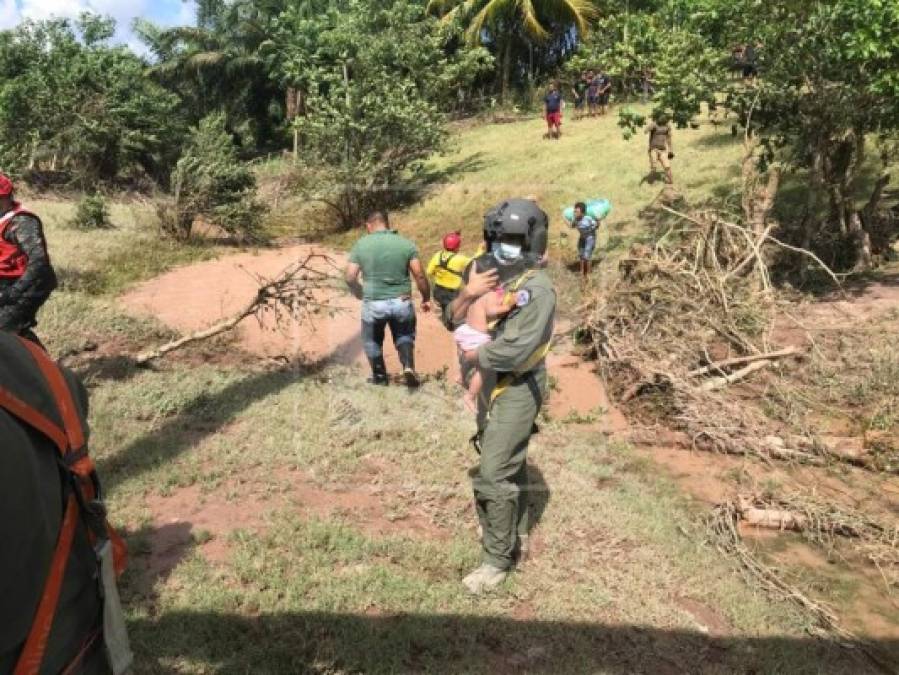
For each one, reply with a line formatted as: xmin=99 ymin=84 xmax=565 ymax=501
xmin=668 ymin=152 xmax=675 ymax=160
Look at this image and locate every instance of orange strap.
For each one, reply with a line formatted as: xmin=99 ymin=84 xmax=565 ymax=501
xmin=7 ymin=339 xmax=125 ymax=674
xmin=12 ymin=494 xmax=79 ymax=675
xmin=20 ymin=339 xmax=91 ymax=475
xmin=0 ymin=386 xmax=68 ymax=452
xmin=20 ymin=339 xmax=127 ymax=574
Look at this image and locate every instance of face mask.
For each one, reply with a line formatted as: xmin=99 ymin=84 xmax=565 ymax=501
xmin=492 ymin=241 xmax=523 ymax=263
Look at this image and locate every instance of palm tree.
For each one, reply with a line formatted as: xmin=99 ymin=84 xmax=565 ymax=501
xmin=134 ymin=0 xmax=289 ymax=147
xmin=428 ymin=0 xmax=598 ymax=103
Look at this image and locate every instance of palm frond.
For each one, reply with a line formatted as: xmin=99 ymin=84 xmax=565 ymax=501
xmin=465 ymin=0 xmax=512 ymax=43
xmin=186 ymin=51 xmax=227 ymax=71
xmin=520 ymin=0 xmax=550 ymax=40
xmin=552 ymin=0 xmax=599 ymax=34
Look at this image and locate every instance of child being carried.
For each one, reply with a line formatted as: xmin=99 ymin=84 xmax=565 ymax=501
xmin=454 ymin=284 xmax=516 ymax=413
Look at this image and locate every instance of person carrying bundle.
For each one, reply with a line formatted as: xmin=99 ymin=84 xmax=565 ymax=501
xmin=569 ymin=202 xmax=598 ymax=278
xmin=562 ymin=199 xmax=611 ymax=278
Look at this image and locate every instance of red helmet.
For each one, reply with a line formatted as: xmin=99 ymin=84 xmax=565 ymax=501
xmin=0 ymin=173 xmax=13 ymax=197
xmin=442 ymin=231 xmax=462 ymax=252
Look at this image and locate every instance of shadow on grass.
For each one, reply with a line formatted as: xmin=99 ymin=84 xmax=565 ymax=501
xmin=97 ymin=333 xmax=364 ymax=492
xmin=388 ymin=153 xmax=488 ymax=211
xmin=693 ymin=131 xmax=742 ymax=148
xmin=128 ymin=609 xmax=895 ymax=674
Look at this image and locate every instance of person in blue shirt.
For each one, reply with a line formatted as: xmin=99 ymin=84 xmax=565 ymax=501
xmin=570 ymin=201 xmax=599 ymax=278
xmin=543 ymin=81 xmax=563 ymax=140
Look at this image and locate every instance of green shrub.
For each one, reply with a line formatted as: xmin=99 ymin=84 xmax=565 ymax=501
xmin=157 ymin=113 xmax=267 ymax=242
xmin=69 ymin=193 xmax=112 ymax=229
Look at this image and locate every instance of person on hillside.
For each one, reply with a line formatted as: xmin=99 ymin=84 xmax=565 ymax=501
xmin=586 ymin=69 xmax=600 ymax=117
xmin=0 ymin=173 xmax=57 ymax=344
xmin=571 ymin=72 xmax=589 ymax=121
xmin=442 ymin=198 xmax=555 ymax=595
xmin=597 ymin=69 xmax=613 ymax=115
xmin=543 ymin=81 xmax=563 ymax=140
xmin=345 ymin=211 xmax=431 ymax=387
xmin=0 ymin=331 xmax=131 ymax=674
xmin=741 ymin=42 xmax=758 ymax=80
xmin=646 ymin=114 xmax=674 ymax=184
xmin=569 ymin=201 xmax=599 ymax=278
xmin=426 ymin=231 xmax=471 ymax=312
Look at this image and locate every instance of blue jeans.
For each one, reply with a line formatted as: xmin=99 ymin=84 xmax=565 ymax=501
xmin=361 ymin=297 xmax=416 ymax=360
xmin=577 ymin=234 xmax=597 ymax=261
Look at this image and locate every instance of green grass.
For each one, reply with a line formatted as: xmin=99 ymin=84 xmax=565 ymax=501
xmin=94 ymin=366 xmax=863 ymax=673
xmin=28 ymin=113 xmax=891 ymax=673
xmin=266 ymin=106 xmax=745 ymax=293
xmin=36 ymin=197 xmax=228 ymax=296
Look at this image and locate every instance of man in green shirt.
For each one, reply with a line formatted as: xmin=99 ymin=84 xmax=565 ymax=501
xmin=345 ymin=211 xmax=432 ymax=386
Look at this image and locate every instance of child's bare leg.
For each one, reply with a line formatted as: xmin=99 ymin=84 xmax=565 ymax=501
xmin=464 ymin=369 xmax=483 ymax=414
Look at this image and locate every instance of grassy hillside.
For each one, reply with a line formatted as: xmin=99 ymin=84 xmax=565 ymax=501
xmin=22 ymin=112 xmax=889 ymax=673
xmin=327 ymin=105 xmax=744 ymax=267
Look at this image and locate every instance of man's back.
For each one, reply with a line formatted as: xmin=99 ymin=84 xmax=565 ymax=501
xmin=349 ymin=230 xmax=418 ymax=301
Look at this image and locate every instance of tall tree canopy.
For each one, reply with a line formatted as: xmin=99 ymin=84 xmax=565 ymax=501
xmin=428 ymin=0 xmax=598 ymax=102
xmin=0 ymin=14 xmax=184 ymax=185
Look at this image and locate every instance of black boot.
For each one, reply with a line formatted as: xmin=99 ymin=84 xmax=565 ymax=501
xmin=367 ymin=355 xmax=388 ymax=385
xmin=397 ymin=343 xmax=419 ymax=388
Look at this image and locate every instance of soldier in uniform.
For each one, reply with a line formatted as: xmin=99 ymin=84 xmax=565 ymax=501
xmin=0 ymin=173 xmax=58 ymax=343
xmin=443 ymin=198 xmax=556 ymax=594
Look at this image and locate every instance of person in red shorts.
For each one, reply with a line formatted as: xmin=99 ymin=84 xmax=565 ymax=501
xmin=543 ymin=81 xmax=563 ymax=140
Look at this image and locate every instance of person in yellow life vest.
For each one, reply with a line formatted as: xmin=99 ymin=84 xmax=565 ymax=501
xmin=426 ymin=231 xmax=471 ymax=311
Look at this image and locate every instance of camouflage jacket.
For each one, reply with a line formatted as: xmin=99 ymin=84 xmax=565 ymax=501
xmin=0 ymin=212 xmax=58 ymax=307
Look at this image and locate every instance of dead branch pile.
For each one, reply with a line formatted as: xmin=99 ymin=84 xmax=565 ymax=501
xmin=734 ymin=493 xmax=899 ymax=590
xmin=708 ymin=501 xmax=898 ymax=673
xmin=584 ymin=209 xmax=812 ymax=456
xmin=579 ymin=207 xmax=875 ymax=467
xmin=136 ymin=253 xmax=340 ymax=364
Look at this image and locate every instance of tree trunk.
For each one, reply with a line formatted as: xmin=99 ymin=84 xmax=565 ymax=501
xmin=800 ymin=148 xmax=824 ymax=283
xmin=500 ymin=30 xmax=513 ymax=106
xmin=848 ymin=212 xmax=873 ymax=270
xmin=285 ymin=87 xmax=298 ymax=120
xmin=741 ymin=137 xmax=781 ymax=237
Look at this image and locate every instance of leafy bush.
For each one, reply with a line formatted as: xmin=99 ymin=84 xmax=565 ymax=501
xmin=69 ymin=193 xmax=112 ymax=229
xmin=276 ymin=0 xmax=490 ymax=229
xmin=0 ymin=15 xmax=185 ymax=186
xmin=157 ymin=113 xmax=267 ymax=241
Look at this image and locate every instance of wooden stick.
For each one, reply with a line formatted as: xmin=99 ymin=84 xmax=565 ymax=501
xmin=135 ymin=307 xmax=257 ymax=365
xmin=699 ymin=360 xmax=771 ymax=391
xmin=689 ymin=345 xmax=800 ymax=377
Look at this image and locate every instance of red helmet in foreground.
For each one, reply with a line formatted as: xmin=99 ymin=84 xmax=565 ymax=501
xmin=442 ymin=231 xmax=462 ymax=252
xmin=0 ymin=173 xmax=13 ymax=197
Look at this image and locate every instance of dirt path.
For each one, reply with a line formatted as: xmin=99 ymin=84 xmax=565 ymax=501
xmin=119 ymin=244 xmax=619 ymax=423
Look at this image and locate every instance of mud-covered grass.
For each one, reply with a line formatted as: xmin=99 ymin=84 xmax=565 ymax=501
xmin=21 ymin=115 xmax=897 ymax=673
xmin=86 ymin=360 xmax=869 ymax=673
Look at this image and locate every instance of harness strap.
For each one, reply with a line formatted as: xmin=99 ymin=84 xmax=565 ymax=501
xmin=0 ymin=386 xmax=68 ymax=452
xmin=437 ymin=252 xmax=462 ymax=277
xmin=13 ymin=494 xmax=79 ymax=675
xmin=489 ymin=339 xmax=552 ymax=404
xmin=4 ymin=338 xmax=126 ymax=675
xmin=20 ymin=339 xmax=89 ymax=472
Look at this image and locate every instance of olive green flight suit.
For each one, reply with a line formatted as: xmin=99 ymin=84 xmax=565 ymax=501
xmin=473 ymin=269 xmax=555 ymax=570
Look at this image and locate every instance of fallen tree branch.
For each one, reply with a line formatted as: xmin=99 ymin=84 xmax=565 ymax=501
xmin=699 ymin=360 xmax=771 ymax=391
xmin=135 ymin=253 xmax=339 ymax=365
xmin=689 ymin=346 xmax=801 ymax=377
xmin=658 ymin=204 xmax=844 ymax=292
xmin=708 ymin=503 xmax=897 ymax=673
